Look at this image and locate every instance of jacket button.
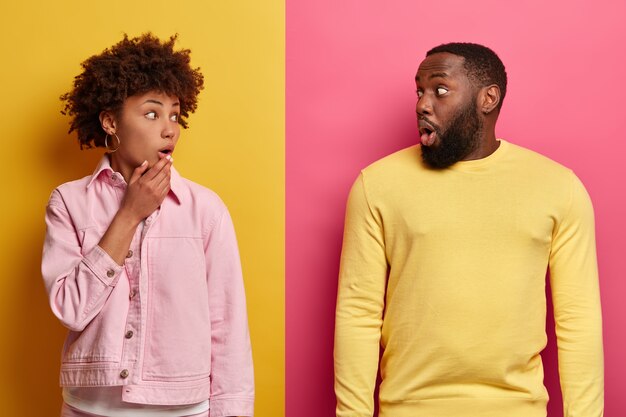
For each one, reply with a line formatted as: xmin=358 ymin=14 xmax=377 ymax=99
xmin=120 ymin=369 xmax=129 ymax=379
xmin=125 ymin=330 xmax=134 ymax=339
xmin=106 ymin=270 xmax=115 ymax=278
xmin=126 ymin=250 xmax=133 ymax=258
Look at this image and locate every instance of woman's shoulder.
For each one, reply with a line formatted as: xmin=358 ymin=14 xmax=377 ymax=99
xmin=48 ymin=175 xmax=94 ymax=204
xmin=174 ymin=175 xmax=229 ymax=214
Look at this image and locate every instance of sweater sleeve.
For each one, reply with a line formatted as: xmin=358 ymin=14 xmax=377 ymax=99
xmin=204 ymin=205 xmax=254 ymax=417
xmin=334 ymin=173 xmax=388 ymax=417
xmin=548 ymin=172 xmax=604 ymax=417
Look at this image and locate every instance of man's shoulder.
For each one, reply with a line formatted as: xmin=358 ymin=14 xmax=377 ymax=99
xmin=504 ymin=140 xmax=575 ymax=180
xmin=361 ymin=145 xmax=424 ymax=178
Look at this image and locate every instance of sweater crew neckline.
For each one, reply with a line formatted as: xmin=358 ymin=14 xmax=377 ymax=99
xmin=448 ymin=139 xmax=508 ymax=173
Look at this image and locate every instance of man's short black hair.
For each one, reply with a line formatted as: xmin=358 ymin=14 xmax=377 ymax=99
xmin=427 ymin=42 xmax=507 ymax=110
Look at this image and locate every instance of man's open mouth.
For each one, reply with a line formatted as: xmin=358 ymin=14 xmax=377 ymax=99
xmin=419 ymin=126 xmax=433 ymax=136
xmin=419 ymin=122 xmax=437 ymax=146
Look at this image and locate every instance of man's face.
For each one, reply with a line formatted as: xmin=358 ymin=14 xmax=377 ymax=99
xmin=415 ymin=53 xmax=483 ymax=169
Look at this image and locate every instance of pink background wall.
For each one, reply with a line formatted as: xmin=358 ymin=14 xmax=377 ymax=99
xmin=286 ymin=1 xmax=626 ymax=416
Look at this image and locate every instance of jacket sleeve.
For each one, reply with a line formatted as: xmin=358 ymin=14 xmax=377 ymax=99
xmin=205 ymin=205 xmax=254 ymax=417
xmin=41 ymin=189 xmax=124 ymax=332
xmin=334 ymin=173 xmax=387 ymax=417
xmin=549 ymin=172 xmax=604 ymax=417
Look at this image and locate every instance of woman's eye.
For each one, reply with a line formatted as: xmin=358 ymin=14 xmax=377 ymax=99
xmin=145 ymin=111 xmax=157 ymax=120
xmin=437 ymin=87 xmax=448 ymax=96
xmin=170 ymin=114 xmax=179 ymax=122
xmin=417 ymin=90 xmax=424 ymax=98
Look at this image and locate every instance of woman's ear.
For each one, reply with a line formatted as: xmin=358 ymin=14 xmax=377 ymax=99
xmin=480 ymin=84 xmax=501 ymax=115
xmin=99 ymin=111 xmax=117 ymax=134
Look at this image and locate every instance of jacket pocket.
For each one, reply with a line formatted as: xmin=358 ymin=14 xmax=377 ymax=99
xmin=143 ymin=237 xmax=212 ymax=381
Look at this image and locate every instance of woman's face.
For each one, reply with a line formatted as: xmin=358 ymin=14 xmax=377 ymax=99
xmin=105 ymin=91 xmax=181 ymax=180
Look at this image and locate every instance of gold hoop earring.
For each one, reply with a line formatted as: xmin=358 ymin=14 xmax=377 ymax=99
xmin=104 ymin=133 xmax=121 ymax=152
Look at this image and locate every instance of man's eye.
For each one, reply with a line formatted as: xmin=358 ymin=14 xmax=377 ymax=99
xmin=145 ymin=111 xmax=157 ymax=120
xmin=170 ymin=114 xmax=179 ymax=122
xmin=436 ymin=87 xmax=448 ymax=96
xmin=417 ymin=90 xmax=424 ymax=98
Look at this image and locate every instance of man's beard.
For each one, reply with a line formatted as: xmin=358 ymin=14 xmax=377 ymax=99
xmin=421 ymin=100 xmax=483 ymax=169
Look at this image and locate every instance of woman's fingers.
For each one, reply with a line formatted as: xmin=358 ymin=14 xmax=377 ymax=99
xmin=120 ymin=156 xmax=173 ymax=220
xmin=142 ymin=155 xmax=172 ymax=182
xmin=128 ymin=160 xmax=149 ymax=185
xmin=154 ymin=163 xmax=172 ymax=191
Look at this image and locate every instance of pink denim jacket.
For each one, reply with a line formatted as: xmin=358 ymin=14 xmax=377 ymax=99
xmin=41 ymin=156 xmax=254 ymax=417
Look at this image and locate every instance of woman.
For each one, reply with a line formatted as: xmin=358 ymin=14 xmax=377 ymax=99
xmin=42 ymin=33 xmax=254 ymax=417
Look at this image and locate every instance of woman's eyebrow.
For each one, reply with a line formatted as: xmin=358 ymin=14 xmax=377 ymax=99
xmin=142 ymin=99 xmax=180 ymax=107
xmin=143 ymin=99 xmax=163 ymax=106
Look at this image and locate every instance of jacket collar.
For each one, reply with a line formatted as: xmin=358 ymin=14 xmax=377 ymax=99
xmin=86 ymin=155 xmax=183 ymax=204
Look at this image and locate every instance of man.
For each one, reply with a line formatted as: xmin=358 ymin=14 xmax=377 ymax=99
xmin=334 ymin=43 xmax=604 ymax=417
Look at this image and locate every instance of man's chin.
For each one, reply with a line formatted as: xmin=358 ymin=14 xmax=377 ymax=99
xmin=421 ymin=144 xmax=462 ymax=169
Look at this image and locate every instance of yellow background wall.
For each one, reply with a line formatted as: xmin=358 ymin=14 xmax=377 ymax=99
xmin=0 ymin=2 xmax=284 ymax=416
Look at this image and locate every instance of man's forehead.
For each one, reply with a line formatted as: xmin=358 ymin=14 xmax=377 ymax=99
xmin=416 ymin=53 xmax=465 ymax=81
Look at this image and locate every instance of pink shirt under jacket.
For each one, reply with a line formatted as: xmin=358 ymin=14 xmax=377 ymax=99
xmin=42 ymin=156 xmax=254 ymax=417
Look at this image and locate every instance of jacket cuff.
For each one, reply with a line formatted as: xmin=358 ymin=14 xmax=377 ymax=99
xmin=209 ymin=397 xmax=254 ymax=417
xmin=83 ymin=245 xmax=124 ymax=286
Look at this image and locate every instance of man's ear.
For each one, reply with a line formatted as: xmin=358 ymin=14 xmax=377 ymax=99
xmin=479 ymin=84 xmax=501 ymax=115
xmin=99 ymin=110 xmax=117 ymax=134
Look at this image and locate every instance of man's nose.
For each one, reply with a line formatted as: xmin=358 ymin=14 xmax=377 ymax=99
xmin=416 ymin=94 xmax=433 ymax=116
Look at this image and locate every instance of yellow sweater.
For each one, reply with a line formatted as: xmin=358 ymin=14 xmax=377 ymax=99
xmin=334 ymin=140 xmax=604 ymax=417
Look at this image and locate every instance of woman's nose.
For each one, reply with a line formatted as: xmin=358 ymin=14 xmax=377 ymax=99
xmin=162 ymin=122 xmax=176 ymax=139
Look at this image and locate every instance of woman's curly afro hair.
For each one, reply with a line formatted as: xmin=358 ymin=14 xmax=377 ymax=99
xmin=61 ymin=33 xmax=204 ymax=149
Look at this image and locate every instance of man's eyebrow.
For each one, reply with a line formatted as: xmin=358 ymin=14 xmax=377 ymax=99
xmin=415 ymin=71 xmax=450 ymax=82
xmin=429 ymin=72 xmax=449 ymax=79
